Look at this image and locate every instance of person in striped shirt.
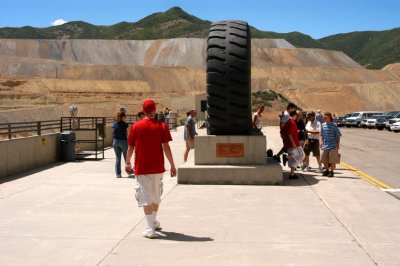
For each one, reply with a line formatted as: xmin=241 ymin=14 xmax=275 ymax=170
xmin=320 ymin=112 xmax=342 ymax=177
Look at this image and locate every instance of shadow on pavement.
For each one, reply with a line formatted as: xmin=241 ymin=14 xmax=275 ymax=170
xmin=283 ymin=172 xmax=320 ymax=187
xmin=0 ymin=162 xmax=68 ymax=184
xmin=156 ymin=230 xmax=214 ymax=242
xmin=284 ymin=168 xmax=362 ymax=187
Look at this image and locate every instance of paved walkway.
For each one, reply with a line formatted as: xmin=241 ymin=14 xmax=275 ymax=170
xmin=0 ymin=126 xmax=399 ymax=266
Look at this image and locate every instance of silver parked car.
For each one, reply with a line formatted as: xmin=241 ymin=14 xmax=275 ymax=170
xmin=345 ymin=111 xmax=384 ymax=128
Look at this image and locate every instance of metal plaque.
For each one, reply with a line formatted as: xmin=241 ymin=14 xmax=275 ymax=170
xmin=216 ymin=143 xmax=244 ymax=157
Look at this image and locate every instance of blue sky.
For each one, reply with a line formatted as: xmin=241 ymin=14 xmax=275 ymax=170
xmin=0 ymin=0 xmax=399 ymax=39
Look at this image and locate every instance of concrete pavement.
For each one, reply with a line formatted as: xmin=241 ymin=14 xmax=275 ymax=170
xmin=338 ymin=127 xmax=400 ymax=196
xmin=0 ymin=126 xmax=399 ymax=266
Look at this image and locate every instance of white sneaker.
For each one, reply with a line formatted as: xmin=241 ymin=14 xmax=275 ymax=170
xmin=153 ymin=220 xmax=161 ymax=230
xmin=116 ymin=175 xmax=122 ymax=178
xmin=316 ymin=167 xmax=324 ymax=173
xmin=142 ymin=227 xmax=157 ymax=239
xmin=303 ymin=165 xmax=310 ymax=172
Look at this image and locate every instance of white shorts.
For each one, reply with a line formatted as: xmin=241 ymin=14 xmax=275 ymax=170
xmin=135 ymin=174 xmax=163 ymax=207
xmin=287 ymin=147 xmax=305 ymax=168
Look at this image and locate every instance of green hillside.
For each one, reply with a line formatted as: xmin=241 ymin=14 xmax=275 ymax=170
xmin=0 ymin=7 xmax=210 ymax=40
xmin=319 ymin=28 xmax=400 ymax=69
xmin=0 ymin=7 xmax=321 ymax=47
xmin=251 ymin=28 xmax=324 ymax=48
xmin=0 ymin=6 xmax=399 ymax=68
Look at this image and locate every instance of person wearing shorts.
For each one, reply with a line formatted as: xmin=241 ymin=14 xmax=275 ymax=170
xmin=183 ymin=109 xmax=197 ymax=162
xmin=303 ymin=111 xmax=323 ymax=173
xmin=125 ymin=99 xmax=176 ymax=239
xmin=273 ymin=102 xmax=297 ymax=165
xmin=320 ymin=112 xmax=342 ymax=177
xmin=283 ymin=110 xmax=305 ymax=179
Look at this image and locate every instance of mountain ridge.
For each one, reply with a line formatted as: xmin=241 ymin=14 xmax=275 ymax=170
xmin=0 ymin=6 xmax=399 ymax=69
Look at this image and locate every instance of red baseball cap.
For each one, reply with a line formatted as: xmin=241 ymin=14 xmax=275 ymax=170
xmin=143 ymin=99 xmax=156 ymax=113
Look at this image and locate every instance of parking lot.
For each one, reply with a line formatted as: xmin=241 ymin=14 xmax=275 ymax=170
xmin=340 ymin=127 xmax=400 ymax=198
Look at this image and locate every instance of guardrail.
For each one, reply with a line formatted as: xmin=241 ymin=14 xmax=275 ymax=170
xmin=0 ymin=120 xmax=60 ymax=140
xmin=0 ymin=113 xmax=178 ymax=140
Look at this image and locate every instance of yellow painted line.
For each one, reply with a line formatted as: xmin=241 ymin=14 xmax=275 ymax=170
xmin=340 ymin=161 xmax=393 ymax=190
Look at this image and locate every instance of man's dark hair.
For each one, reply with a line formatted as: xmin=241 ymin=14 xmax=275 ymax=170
xmin=137 ymin=111 xmax=145 ymax=117
xmin=289 ymin=110 xmax=297 ymax=117
xmin=287 ymin=102 xmax=297 ymax=110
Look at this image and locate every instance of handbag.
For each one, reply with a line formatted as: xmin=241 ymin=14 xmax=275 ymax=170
xmin=291 ymin=146 xmax=305 ymax=162
xmin=336 ymin=153 xmax=341 ymax=164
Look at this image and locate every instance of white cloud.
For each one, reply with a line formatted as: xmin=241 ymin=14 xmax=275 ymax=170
xmin=51 ymin=19 xmax=68 ymax=26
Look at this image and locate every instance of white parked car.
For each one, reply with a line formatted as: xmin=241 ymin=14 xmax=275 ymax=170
xmin=360 ymin=118 xmax=368 ymax=128
xmin=390 ymin=121 xmax=400 ymax=133
xmin=386 ymin=114 xmax=400 ymax=130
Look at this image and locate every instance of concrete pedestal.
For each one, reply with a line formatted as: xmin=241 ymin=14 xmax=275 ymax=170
xmin=177 ymin=135 xmax=283 ymax=185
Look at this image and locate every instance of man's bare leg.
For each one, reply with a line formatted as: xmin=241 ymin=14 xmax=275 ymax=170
xmin=304 ymin=155 xmax=310 ymax=166
xmin=183 ymin=146 xmax=190 ymax=162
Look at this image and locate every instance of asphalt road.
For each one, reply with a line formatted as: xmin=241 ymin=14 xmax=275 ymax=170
xmin=339 ymin=127 xmax=400 ymax=192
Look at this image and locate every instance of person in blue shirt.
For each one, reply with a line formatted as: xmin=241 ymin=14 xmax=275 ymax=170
xmin=112 ymin=112 xmax=130 ymax=178
xmin=183 ymin=109 xmax=197 ymax=162
xmin=316 ymin=109 xmax=324 ymax=125
xmin=320 ymin=112 xmax=342 ymax=177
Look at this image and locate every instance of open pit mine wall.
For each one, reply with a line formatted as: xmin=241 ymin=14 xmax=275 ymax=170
xmin=1 ymin=38 xmax=400 ymax=120
xmin=0 ymin=38 xmax=363 ymax=74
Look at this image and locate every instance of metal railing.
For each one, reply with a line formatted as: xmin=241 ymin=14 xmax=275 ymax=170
xmin=0 ymin=120 xmax=60 ymax=140
xmin=0 ymin=113 xmax=178 ymax=140
xmin=61 ymin=117 xmax=106 ymax=160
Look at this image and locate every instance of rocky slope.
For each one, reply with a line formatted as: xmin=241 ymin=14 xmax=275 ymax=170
xmin=382 ymin=63 xmax=400 ymax=77
xmin=0 ymin=38 xmax=400 ymax=123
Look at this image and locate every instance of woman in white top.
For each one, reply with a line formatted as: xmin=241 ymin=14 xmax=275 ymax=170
xmin=252 ymin=104 xmax=265 ymax=135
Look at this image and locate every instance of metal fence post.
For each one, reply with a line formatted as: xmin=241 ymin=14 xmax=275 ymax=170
xmin=37 ymin=121 xmax=42 ymax=136
xmin=8 ymin=124 xmax=11 ymax=139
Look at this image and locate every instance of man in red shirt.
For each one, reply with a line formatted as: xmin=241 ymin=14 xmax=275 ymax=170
xmin=282 ymin=110 xmax=305 ymax=179
xmin=125 ymin=99 xmax=176 ymax=239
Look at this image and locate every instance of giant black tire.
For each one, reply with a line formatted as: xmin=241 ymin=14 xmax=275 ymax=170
xmin=206 ymin=20 xmax=252 ymax=135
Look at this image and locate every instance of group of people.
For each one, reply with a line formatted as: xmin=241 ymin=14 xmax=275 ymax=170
xmin=272 ymin=103 xmax=342 ymax=179
xmin=155 ymin=107 xmax=172 ymax=126
xmin=112 ymin=99 xmax=340 ymax=239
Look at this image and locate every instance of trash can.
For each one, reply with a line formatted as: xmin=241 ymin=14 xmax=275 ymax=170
xmin=60 ymin=131 xmax=76 ymax=162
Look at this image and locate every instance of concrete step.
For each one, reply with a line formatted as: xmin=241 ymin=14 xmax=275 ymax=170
xmin=177 ymin=158 xmax=283 ymax=185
